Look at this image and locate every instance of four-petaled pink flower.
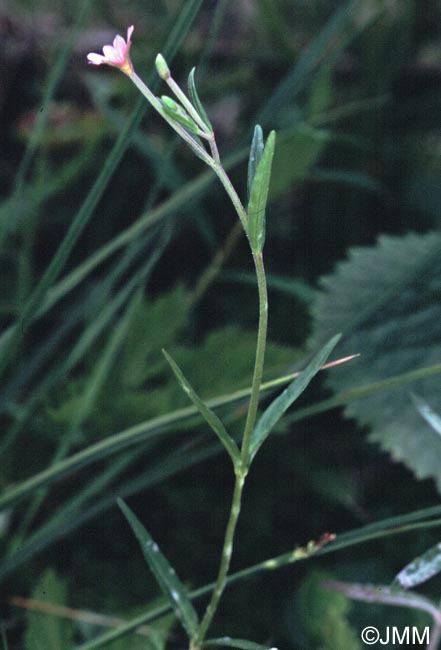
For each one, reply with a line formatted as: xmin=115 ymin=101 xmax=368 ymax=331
xmin=87 ymin=25 xmax=134 ymax=76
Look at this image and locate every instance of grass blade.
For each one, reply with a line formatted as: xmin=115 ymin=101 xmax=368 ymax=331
xmin=118 ymin=499 xmax=199 ymax=637
xmin=249 ymin=334 xmax=341 ymax=461
xmin=1 ymin=622 xmax=9 ymax=650
xmin=203 ymin=638 xmax=276 ymax=650
xmin=0 ymin=0 xmax=204 ymax=378
xmin=6 ymin=354 xmax=441 ymax=513
xmin=72 ymin=505 xmax=441 ymax=650
xmin=163 ymin=350 xmax=240 ymax=463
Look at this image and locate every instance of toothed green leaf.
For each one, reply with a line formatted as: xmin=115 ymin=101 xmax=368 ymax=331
xmin=310 ymin=231 xmax=441 ymax=492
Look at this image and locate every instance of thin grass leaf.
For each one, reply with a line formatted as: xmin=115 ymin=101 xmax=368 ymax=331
xmin=203 ymin=638 xmax=277 ymax=650
xmin=8 ymin=0 xmax=92 ymax=209
xmin=1 ymin=622 xmax=9 ymax=650
xmin=188 ymin=68 xmax=213 ymax=131
xmin=256 ymin=0 xmax=374 ymax=126
xmin=0 ymin=0 xmax=204 ymax=379
xmin=247 ymin=125 xmax=264 ymax=199
xmin=247 ymin=131 xmax=276 ymax=254
xmin=72 ymin=506 xmax=441 ymax=650
xmin=249 ymin=334 xmax=341 ymax=462
xmin=0 ymin=441 xmax=218 ymax=582
xmin=117 ymin=499 xmax=199 ymax=638
xmin=162 ymin=350 xmax=240 ymax=463
xmin=5 ymin=355 xmax=441 ymax=514
xmin=393 ymin=541 xmax=441 ymax=589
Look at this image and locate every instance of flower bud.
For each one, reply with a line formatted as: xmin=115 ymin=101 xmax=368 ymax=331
xmin=155 ymin=53 xmax=170 ymax=80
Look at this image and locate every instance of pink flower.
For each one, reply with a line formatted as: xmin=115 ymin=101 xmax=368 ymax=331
xmin=87 ymin=25 xmax=134 ymax=76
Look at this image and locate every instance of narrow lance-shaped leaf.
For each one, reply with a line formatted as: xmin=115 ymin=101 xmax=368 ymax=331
xmin=393 ymin=541 xmax=441 ymax=589
xmin=247 ymin=130 xmax=276 ymax=253
xmin=203 ymin=638 xmax=278 ymax=650
xmin=118 ymin=499 xmax=199 ymax=638
xmin=188 ymin=67 xmax=213 ymax=132
xmin=162 ymin=349 xmax=240 ymax=464
xmin=249 ymin=333 xmax=341 ymax=462
xmin=247 ymin=125 xmax=264 ymax=199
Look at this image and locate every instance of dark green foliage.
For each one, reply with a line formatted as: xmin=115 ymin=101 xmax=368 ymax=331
xmin=3 ymin=1 xmax=441 ymax=649
xmin=310 ymin=232 xmax=441 ymax=491
xmin=24 ymin=570 xmax=72 ymax=650
xmin=293 ymin=571 xmax=361 ymax=650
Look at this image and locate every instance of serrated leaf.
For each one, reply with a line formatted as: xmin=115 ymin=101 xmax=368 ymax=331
xmin=118 ymin=499 xmax=199 ymax=638
xmin=247 ymin=125 xmax=264 ymax=199
xmin=204 ymin=638 xmax=276 ymax=650
xmin=188 ymin=67 xmax=212 ymax=131
xmin=24 ymin=569 xmax=72 ymax=650
xmin=249 ymin=334 xmax=341 ymax=462
xmin=310 ymin=231 xmax=441 ymax=492
xmin=162 ymin=349 xmax=240 ymax=463
xmin=247 ymin=131 xmax=276 ymax=253
xmin=394 ymin=542 xmax=441 ymax=589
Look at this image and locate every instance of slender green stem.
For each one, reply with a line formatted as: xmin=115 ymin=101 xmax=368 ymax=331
xmin=188 ymin=140 xmax=269 ymax=649
xmin=210 ymin=145 xmax=249 ymax=235
xmin=165 ymin=74 xmax=212 ymax=135
xmin=191 ymin=470 xmax=246 ymax=650
xmin=240 ymin=252 xmax=268 ymax=464
xmin=129 ymin=72 xmax=213 ymax=165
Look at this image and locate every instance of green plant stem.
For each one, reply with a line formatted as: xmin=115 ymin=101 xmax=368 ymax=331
xmin=240 ymin=252 xmax=268 ymax=464
xmin=191 ymin=471 xmax=246 ymax=650
xmin=129 ymin=72 xmax=213 ymax=165
xmin=189 ymin=147 xmax=269 ymax=649
xmin=73 ymin=514 xmax=441 ymax=650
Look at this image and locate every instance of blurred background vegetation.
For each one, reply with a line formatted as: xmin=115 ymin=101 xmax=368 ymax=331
xmin=2 ymin=0 xmax=441 ymax=648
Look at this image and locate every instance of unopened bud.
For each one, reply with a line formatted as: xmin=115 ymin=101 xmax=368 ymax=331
xmin=161 ymin=95 xmax=199 ymax=134
xmin=155 ymin=53 xmax=170 ymax=80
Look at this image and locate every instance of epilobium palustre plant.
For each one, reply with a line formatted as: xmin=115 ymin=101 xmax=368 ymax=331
xmin=87 ymin=26 xmax=341 ymax=650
